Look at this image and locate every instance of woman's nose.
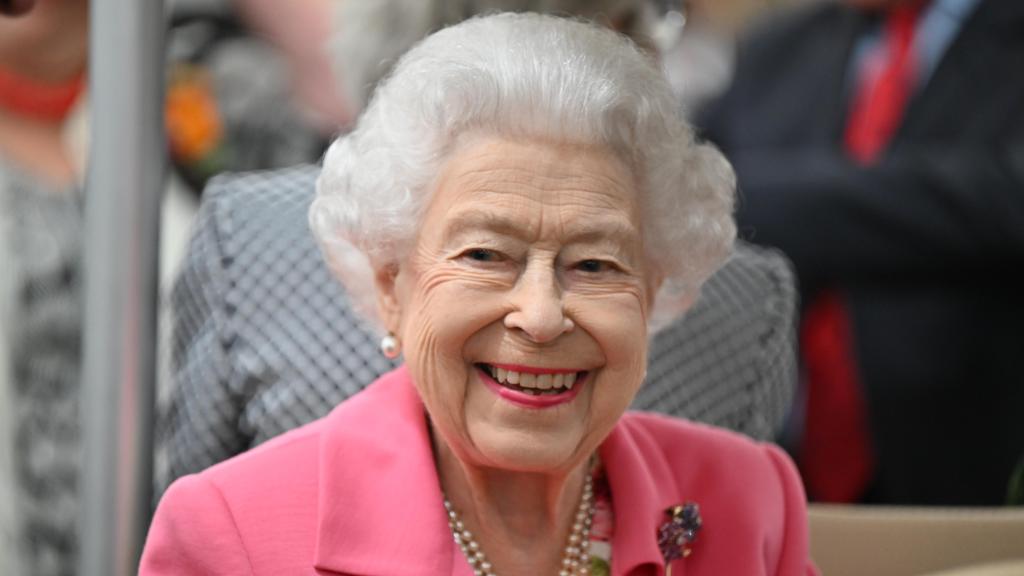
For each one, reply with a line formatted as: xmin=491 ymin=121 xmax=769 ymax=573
xmin=503 ymin=266 xmax=574 ymax=343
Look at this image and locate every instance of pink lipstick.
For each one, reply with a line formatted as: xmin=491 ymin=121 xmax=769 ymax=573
xmin=476 ymin=365 xmax=587 ymax=409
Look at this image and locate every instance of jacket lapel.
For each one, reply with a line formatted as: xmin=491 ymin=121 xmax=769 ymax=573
xmin=312 ymin=366 xmax=464 ymax=575
xmin=815 ymin=7 xmax=870 ymax=145
xmin=898 ymin=0 xmax=1024 ymax=144
xmin=601 ymin=417 xmax=680 ymax=576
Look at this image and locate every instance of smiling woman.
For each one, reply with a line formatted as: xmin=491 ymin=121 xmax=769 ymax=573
xmin=141 ymin=13 xmax=817 ymax=576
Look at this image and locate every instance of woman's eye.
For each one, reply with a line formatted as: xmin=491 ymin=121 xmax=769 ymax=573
xmin=463 ymin=248 xmax=502 ymax=262
xmin=575 ymin=259 xmax=613 ymax=273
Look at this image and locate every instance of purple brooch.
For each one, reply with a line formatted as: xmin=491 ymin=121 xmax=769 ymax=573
xmin=658 ymin=501 xmax=702 ymax=571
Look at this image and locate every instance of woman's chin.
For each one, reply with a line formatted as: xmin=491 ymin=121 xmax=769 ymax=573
xmin=465 ymin=423 xmax=587 ymax=474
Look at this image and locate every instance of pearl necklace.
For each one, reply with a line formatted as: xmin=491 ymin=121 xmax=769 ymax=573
xmin=443 ymin=472 xmax=595 ymax=576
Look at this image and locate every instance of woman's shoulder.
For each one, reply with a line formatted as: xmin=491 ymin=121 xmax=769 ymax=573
xmin=172 ymin=367 xmax=411 ymax=494
xmin=608 ymin=412 xmax=816 ymax=575
xmin=142 ymin=369 xmax=425 ymax=574
xmin=614 ymin=411 xmax=803 ymax=507
xmin=201 ymin=416 xmax=325 ymax=484
xmin=618 ymin=410 xmax=783 ymax=460
xmin=143 ymin=419 xmax=327 ymax=575
xmin=159 ymin=414 xmax=326 ymax=524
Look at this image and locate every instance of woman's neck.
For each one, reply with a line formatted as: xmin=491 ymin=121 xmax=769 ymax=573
xmin=433 ymin=431 xmax=592 ymax=576
xmin=0 ymin=108 xmax=78 ymax=189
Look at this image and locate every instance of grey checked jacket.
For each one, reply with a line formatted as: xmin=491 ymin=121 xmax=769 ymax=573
xmin=158 ymin=164 xmax=798 ymax=494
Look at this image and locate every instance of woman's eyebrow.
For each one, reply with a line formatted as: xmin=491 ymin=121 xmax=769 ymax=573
xmin=441 ymin=209 xmax=530 ymax=243
xmin=441 ymin=208 xmax=639 ymax=246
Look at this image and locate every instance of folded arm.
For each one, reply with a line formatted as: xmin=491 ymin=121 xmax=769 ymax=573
xmin=730 ymin=141 xmax=1024 ymax=290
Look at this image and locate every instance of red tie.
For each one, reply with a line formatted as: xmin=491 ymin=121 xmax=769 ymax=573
xmin=845 ymin=2 xmax=924 ymax=162
xmin=799 ymin=1 xmax=925 ymax=503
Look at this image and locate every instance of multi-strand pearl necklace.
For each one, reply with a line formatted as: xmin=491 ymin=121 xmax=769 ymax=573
xmin=443 ymin=471 xmax=595 ymax=576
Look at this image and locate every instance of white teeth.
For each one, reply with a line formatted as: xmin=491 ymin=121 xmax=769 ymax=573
xmin=486 ymin=365 xmax=583 ymax=392
xmin=518 ymin=373 xmax=537 ymax=388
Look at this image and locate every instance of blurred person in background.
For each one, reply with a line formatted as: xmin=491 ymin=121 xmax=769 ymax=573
xmin=229 ymin=0 xmax=353 ymax=132
xmin=661 ymin=0 xmax=813 ymax=114
xmin=699 ymin=0 xmax=1024 ymax=505
xmin=155 ymin=0 xmax=360 ymax=490
xmin=1 ymin=1 xmax=375 ymax=574
xmin=0 ymin=1 xmax=88 ymax=574
xmin=165 ymin=0 xmax=354 ymax=195
xmin=1 ymin=1 xmax=359 ymax=573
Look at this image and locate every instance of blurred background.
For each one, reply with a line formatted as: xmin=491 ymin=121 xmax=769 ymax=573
xmin=1 ymin=0 xmax=1021 ymax=575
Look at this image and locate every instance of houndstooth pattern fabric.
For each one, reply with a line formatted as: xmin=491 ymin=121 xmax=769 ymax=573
xmin=637 ymin=245 xmax=797 ymax=438
xmin=158 ymin=164 xmax=797 ymax=494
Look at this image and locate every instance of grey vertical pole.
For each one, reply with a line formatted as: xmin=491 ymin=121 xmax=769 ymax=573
xmin=79 ymin=0 xmax=164 ymax=574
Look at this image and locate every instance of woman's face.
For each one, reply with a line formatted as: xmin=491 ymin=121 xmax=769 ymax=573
xmin=380 ymin=136 xmax=658 ymax=474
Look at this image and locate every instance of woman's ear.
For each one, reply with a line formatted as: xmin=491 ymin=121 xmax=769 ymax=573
xmin=374 ymin=262 xmax=404 ymax=334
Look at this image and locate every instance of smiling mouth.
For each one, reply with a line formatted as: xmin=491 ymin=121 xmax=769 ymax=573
xmin=476 ymin=364 xmax=587 ymax=396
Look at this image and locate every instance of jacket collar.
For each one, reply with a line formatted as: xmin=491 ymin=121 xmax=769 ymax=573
xmin=313 ymin=366 xmax=684 ymax=576
xmin=313 ymin=366 xmax=464 ymax=575
xmin=601 ymin=417 xmax=681 ymax=576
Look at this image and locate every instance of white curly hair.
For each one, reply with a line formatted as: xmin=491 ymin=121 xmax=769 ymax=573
xmin=310 ymin=12 xmax=736 ymax=334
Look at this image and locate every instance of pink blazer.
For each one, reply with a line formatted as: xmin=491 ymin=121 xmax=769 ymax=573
xmin=141 ymin=367 xmax=817 ymax=575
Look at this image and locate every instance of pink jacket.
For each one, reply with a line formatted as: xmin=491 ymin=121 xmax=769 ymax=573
xmin=141 ymin=366 xmax=817 ymax=575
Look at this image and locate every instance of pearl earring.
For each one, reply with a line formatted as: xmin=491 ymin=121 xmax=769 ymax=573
xmin=380 ymin=333 xmax=401 ymax=359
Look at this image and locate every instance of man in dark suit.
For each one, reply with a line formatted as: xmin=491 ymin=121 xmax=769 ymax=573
xmin=698 ymin=0 xmax=1024 ymax=505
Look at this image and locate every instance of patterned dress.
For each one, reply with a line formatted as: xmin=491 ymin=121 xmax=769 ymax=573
xmin=0 ymin=161 xmax=83 ymax=576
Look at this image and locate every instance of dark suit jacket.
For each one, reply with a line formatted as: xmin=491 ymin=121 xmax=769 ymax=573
xmin=699 ymin=0 xmax=1024 ymax=505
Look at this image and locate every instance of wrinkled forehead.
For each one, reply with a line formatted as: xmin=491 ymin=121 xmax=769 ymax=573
xmin=437 ymin=201 xmax=644 ymax=251
xmin=421 ymin=136 xmax=644 ymax=243
xmin=431 ymin=136 xmax=640 ymax=212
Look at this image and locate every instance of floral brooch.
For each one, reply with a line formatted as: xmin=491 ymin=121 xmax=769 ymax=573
xmin=658 ymin=501 xmax=702 ymax=573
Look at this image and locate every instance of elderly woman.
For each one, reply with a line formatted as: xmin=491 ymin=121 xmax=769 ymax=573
xmin=141 ymin=13 xmax=815 ymax=576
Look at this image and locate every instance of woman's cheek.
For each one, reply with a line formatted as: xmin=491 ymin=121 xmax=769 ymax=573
xmin=400 ymin=267 xmax=511 ymax=387
xmin=569 ymin=291 xmax=649 ymax=378
xmin=568 ymin=283 xmax=648 ymax=334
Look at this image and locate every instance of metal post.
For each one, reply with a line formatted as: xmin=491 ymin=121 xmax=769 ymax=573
xmin=79 ymin=0 xmax=164 ymax=574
